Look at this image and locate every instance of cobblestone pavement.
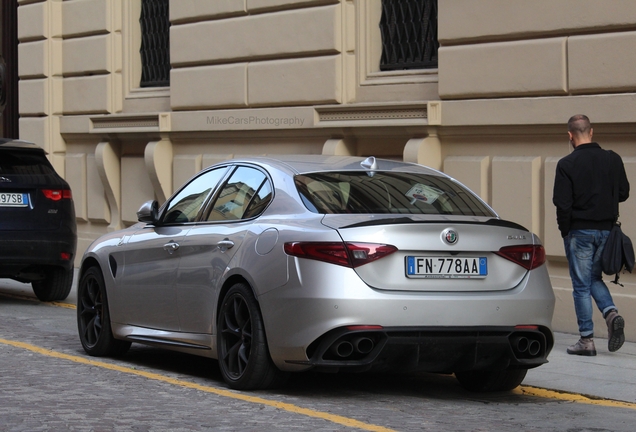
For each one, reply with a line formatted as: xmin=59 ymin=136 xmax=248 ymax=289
xmin=0 ymin=291 xmax=635 ymax=431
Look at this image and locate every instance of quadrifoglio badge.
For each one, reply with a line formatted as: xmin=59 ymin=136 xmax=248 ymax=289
xmin=442 ymin=228 xmax=458 ymax=245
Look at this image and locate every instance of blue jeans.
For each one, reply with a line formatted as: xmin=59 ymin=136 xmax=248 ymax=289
xmin=564 ymin=229 xmax=616 ymax=337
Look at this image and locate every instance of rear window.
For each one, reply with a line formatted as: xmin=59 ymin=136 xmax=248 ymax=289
xmin=0 ymin=150 xmax=56 ymax=176
xmin=295 ymin=172 xmax=495 ymax=217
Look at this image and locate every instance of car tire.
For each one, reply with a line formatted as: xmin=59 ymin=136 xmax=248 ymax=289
xmin=455 ymin=368 xmax=528 ymax=392
xmin=217 ymin=283 xmax=288 ymax=390
xmin=31 ymin=267 xmax=73 ymax=302
xmin=77 ymin=266 xmax=131 ymax=357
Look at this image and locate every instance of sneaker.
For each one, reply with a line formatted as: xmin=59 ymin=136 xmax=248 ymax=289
xmin=605 ymin=310 xmax=625 ymax=352
xmin=567 ymin=337 xmax=597 ymax=356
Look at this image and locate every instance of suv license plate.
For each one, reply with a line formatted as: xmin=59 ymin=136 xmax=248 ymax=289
xmin=0 ymin=192 xmax=29 ymax=207
xmin=406 ymin=256 xmax=487 ymax=279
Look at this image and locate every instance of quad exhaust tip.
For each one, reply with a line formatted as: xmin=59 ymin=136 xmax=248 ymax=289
xmin=511 ymin=335 xmax=542 ymax=358
xmin=329 ymin=336 xmax=376 ymax=358
xmin=331 ymin=340 xmax=354 ymax=358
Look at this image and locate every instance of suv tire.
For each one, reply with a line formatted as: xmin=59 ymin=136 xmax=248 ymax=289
xmin=32 ymin=267 xmax=73 ymax=301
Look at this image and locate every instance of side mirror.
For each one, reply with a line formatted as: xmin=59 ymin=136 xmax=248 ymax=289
xmin=137 ymin=200 xmax=159 ymax=223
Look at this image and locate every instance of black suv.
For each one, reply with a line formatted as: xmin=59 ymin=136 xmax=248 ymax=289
xmin=0 ymin=139 xmax=77 ymax=301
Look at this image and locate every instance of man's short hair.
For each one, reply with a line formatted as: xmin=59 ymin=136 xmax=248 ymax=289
xmin=568 ymin=114 xmax=592 ymax=135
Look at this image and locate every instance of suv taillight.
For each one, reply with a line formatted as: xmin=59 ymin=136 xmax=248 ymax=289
xmin=495 ymin=245 xmax=545 ymax=270
xmin=284 ymin=242 xmax=398 ymax=268
xmin=42 ymin=189 xmax=72 ymax=201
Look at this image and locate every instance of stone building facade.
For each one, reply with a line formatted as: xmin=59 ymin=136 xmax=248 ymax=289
xmin=9 ymin=0 xmax=636 ymax=340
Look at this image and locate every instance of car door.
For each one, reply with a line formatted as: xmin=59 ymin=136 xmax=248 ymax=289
xmin=115 ymin=167 xmax=229 ymax=330
xmin=175 ymin=165 xmax=273 ymax=333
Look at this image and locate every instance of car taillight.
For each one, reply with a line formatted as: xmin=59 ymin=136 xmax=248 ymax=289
xmin=42 ymin=189 xmax=72 ymax=201
xmin=495 ymin=245 xmax=545 ymax=270
xmin=284 ymin=242 xmax=398 ymax=268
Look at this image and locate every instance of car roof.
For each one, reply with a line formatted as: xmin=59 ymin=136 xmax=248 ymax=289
xmin=0 ymin=139 xmax=47 ymax=153
xmin=227 ymin=155 xmax=443 ymax=176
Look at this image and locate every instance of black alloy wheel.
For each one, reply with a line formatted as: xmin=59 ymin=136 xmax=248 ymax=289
xmin=217 ymin=283 xmax=287 ymax=390
xmin=77 ymin=266 xmax=130 ymax=357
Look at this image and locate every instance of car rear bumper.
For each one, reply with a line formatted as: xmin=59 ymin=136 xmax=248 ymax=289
xmin=292 ymin=325 xmax=553 ymax=374
xmin=259 ymin=258 xmax=555 ymax=372
xmin=0 ymin=230 xmax=77 ymax=278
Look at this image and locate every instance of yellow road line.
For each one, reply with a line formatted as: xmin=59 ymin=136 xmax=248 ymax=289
xmin=515 ymin=386 xmax=636 ymax=410
xmin=0 ymin=337 xmax=395 ymax=432
xmin=50 ymin=301 xmax=76 ymax=309
xmin=0 ymin=292 xmax=75 ymax=309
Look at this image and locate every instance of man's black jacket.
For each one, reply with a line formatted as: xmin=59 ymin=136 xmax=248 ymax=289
xmin=553 ymin=142 xmax=630 ymax=238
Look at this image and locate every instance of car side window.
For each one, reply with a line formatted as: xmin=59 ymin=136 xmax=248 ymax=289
xmin=206 ymin=166 xmax=269 ymax=221
xmin=243 ymin=181 xmax=273 ymax=219
xmin=162 ymin=167 xmax=228 ymax=224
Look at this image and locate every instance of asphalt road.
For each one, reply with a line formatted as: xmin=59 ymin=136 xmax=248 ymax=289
xmin=0 ymin=279 xmax=634 ymax=431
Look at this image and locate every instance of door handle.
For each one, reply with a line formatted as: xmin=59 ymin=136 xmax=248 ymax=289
xmin=217 ymin=239 xmax=235 ymax=251
xmin=163 ymin=242 xmax=180 ymax=254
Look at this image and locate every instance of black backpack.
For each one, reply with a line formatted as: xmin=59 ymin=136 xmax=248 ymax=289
xmin=601 ymin=150 xmax=633 ymax=285
xmin=602 ymin=221 xmax=635 ymax=285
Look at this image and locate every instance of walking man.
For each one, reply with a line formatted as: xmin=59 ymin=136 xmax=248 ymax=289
xmin=553 ymin=114 xmax=629 ymax=356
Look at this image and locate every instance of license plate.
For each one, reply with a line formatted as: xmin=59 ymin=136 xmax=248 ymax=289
xmin=406 ymin=256 xmax=487 ymax=278
xmin=0 ymin=192 xmax=29 ymax=207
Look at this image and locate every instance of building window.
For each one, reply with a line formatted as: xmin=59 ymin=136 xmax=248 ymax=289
xmin=139 ymin=0 xmax=170 ymax=88
xmin=379 ymin=0 xmax=438 ymax=71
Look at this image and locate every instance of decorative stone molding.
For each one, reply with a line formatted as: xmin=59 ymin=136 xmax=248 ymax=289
xmin=319 ymin=108 xmax=427 ymax=122
xmin=90 ymin=114 xmax=160 ymax=132
xmin=315 ymin=103 xmax=428 ymax=127
xmin=95 ymin=141 xmax=121 ymax=232
xmin=403 ymin=132 xmax=441 ymax=170
xmin=322 ymin=138 xmax=356 ymax=156
xmin=427 ymin=101 xmax=442 ymax=125
xmin=145 ymin=138 xmax=173 ymax=203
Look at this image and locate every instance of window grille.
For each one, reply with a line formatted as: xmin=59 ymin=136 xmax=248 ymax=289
xmin=379 ymin=0 xmax=438 ymax=71
xmin=140 ymin=0 xmax=170 ymax=88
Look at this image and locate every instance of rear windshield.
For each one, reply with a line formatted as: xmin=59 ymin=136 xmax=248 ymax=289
xmin=295 ymin=172 xmax=495 ymax=217
xmin=0 ymin=150 xmax=56 ymax=176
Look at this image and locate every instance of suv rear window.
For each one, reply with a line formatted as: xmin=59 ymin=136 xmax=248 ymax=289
xmin=0 ymin=150 xmax=56 ymax=176
xmin=295 ymin=172 xmax=495 ymax=217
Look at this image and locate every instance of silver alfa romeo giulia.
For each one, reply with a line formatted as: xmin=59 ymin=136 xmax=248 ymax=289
xmin=77 ymin=155 xmax=555 ymax=392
